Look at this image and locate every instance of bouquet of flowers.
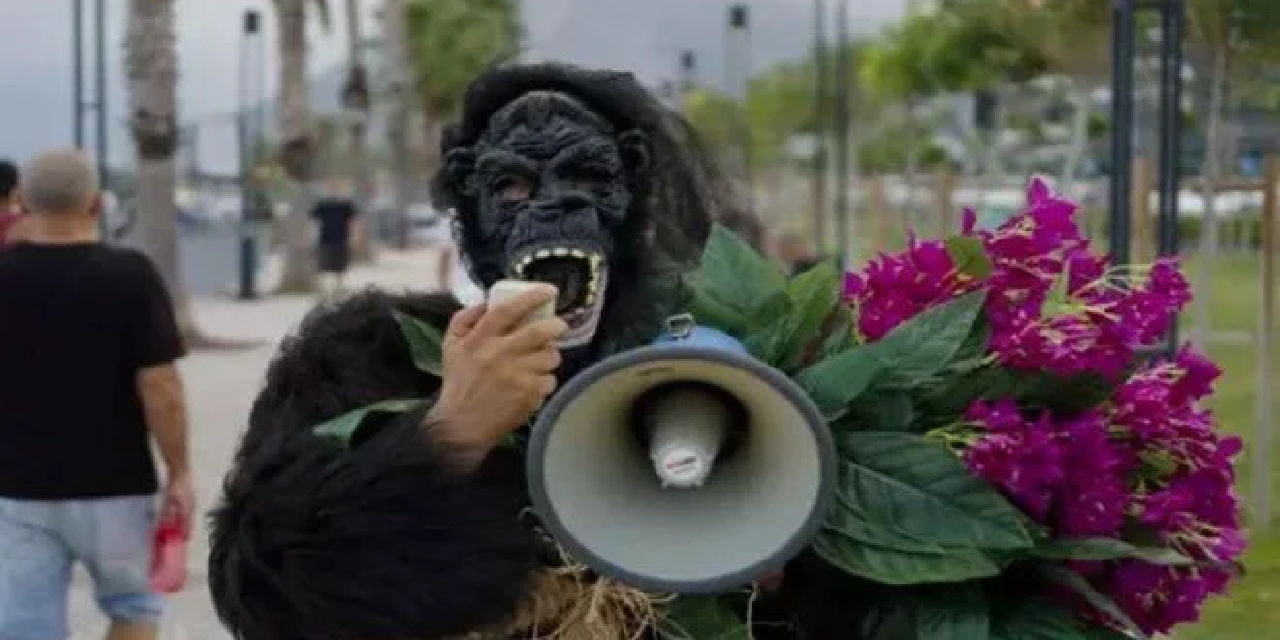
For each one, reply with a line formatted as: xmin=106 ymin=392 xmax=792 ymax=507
xmin=314 ymin=177 xmax=1244 ymax=639
xmin=663 ymin=177 xmax=1244 ymax=638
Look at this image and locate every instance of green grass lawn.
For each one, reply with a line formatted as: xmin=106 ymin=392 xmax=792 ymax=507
xmin=1172 ymin=252 xmax=1279 ymax=639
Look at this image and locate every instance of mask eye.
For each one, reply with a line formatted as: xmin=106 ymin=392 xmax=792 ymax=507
xmin=493 ymin=175 xmax=533 ymax=203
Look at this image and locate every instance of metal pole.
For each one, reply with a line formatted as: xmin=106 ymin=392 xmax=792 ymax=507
xmin=834 ymin=0 xmax=851 ymax=270
xmin=1156 ymin=0 xmax=1184 ymax=356
xmin=727 ymin=4 xmax=753 ymax=207
xmin=384 ymin=0 xmax=413 ymax=250
xmin=237 ymin=10 xmax=262 ymax=300
xmin=1109 ymin=0 xmax=1136 ymax=266
xmin=72 ymin=0 xmax=84 ymax=147
xmin=812 ymin=0 xmax=828 ymax=253
xmin=1256 ymin=154 xmax=1277 ymax=531
xmin=94 ymin=0 xmax=108 ymax=239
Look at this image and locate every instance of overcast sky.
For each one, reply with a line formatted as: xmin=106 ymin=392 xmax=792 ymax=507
xmin=0 ymin=0 xmax=907 ymax=173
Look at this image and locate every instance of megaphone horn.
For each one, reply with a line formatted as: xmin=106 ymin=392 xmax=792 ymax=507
xmin=527 ymin=316 xmax=837 ymax=594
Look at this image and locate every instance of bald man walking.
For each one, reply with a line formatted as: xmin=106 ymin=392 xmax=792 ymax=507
xmin=0 ymin=149 xmax=192 ymax=640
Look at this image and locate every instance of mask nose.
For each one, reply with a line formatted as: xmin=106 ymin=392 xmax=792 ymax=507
xmin=528 ymin=190 xmax=592 ymax=221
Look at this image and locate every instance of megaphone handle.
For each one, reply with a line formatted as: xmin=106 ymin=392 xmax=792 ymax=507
xmin=488 ymin=280 xmax=556 ymax=324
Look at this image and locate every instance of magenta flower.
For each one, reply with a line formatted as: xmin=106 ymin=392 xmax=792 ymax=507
xmin=841 ymin=177 xmax=1240 ymax=635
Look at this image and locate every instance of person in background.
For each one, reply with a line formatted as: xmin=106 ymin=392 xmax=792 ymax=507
xmin=311 ymin=177 xmax=360 ymax=294
xmin=0 ymin=159 xmax=27 ymax=245
xmin=773 ymin=232 xmax=826 ymax=275
xmin=0 ymin=149 xmax=192 ymax=640
xmin=717 ymin=205 xmax=766 ymax=252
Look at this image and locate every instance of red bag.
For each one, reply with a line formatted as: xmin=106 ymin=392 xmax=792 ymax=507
xmin=0 ymin=211 xmax=22 ymax=245
xmin=149 ymin=514 xmax=189 ymax=593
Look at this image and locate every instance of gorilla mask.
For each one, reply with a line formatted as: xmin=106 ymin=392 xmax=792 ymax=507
xmin=434 ymin=64 xmax=723 ymax=353
xmin=463 ymin=91 xmax=647 ymax=347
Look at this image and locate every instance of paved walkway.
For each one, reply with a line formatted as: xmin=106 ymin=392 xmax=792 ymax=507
xmin=67 ymin=249 xmax=451 ymax=640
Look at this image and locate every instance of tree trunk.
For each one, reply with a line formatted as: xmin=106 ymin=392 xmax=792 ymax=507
xmin=1058 ymin=85 xmax=1091 ymax=195
xmin=902 ymin=97 xmax=921 ymax=232
xmin=274 ymin=0 xmax=317 ymax=293
xmin=1191 ymin=46 xmax=1228 ymax=349
xmin=126 ymin=0 xmax=200 ymax=339
xmin=345 ymin=0 xmax=375 ymax=264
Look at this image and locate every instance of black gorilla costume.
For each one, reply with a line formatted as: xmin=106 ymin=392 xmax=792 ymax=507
xmin=208 ymin=63 xmax=877 ymax=639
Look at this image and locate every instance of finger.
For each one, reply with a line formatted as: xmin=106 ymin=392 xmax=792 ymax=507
xmin=446 ymin=304 xmax=487 ymax=339
xmin=528 ymin=374 xmax=557 ymax=398
xmin=516 ymin=347 xmax=562 ymax=374
xmin=500 ymin=317 xmax=569 ymax=354
xmin=473 ymin=284 xmax=558 ymax=337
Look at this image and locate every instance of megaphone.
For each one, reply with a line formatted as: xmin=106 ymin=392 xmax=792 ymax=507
xmin=526 ymin=316 xmax=836 ymax=594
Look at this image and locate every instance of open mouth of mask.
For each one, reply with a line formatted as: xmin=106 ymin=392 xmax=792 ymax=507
xmin=509 ymin=246 xmax=608 ymax=348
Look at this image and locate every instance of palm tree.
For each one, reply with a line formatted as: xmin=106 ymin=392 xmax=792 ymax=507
xmin=343 ymin=0 xmax=374 ymax=263
xmin=402 ymin=0 xmax=523 ymax=176
xmin=125 ymin=0 xmax=201 ymax=338
xmin=272 ymin=0 xmax=330 ymax=293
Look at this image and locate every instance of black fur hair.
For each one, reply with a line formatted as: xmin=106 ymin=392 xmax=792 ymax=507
xmin=208 ymin=290 xmax=539 ymax=640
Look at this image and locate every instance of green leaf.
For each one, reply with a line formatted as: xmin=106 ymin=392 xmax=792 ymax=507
xmin=1030 ymin=538 xmax=1195 ymax=566
xmin=835 ymin=390 xmax=918 ymax=432
xmin=814 ymin=528 xmax=1007 ymax=585
xmin=1037 ymin=564 xmax=1148 ymax=638
xmin=393 ymin=310 xmax=445 ymax=376
xmin=873 ymin=289 xmax=988 ymax=387
xmin=656 ymin=595 xmax=751 ymax=640
xmin=312 ymin=398 xmax=430 ymax=447
xmin=912 ymin=583 xmax=991 ymax=640
xmin=773 ymin=259 xmax=841 ymax=370
xmin=834 ymin=432 xmax=1033 ymax=550
xmin=816 ymin=305 xmax=857 ymax=362
xmin=688 ymin=225 xmax=788 ymax=318
xmin=990 ymin=598 xmax=1097 ymax=640
xmin=923 ymin=366 xmax=1114 ymax=422
xmin=687 ymin=285 xmax=748 ymax=336
xmin=1041 ymin=260 xmax=1074 ymax=319
xmin=794 ymin=344 xmax=883 ymax=417
xmin=944 ymin=235 xmax=994 ymax=279
xmin=740 ymin=290 xmax=796 ymax=363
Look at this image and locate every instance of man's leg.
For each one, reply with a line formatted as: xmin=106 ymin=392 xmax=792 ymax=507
xmin=63 ymin=497 xmax=164 ymax=640
xmin=0 ymin=498 xmax=74 ymax=640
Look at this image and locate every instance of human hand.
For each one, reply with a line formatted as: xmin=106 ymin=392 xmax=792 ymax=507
xmin=160 ymin=471 xmax=196 ymax=536
xmin=427 ymin=283 xmax=567 ymax=461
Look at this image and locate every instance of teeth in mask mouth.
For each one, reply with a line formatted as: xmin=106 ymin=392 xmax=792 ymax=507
xmin=509 ymin=246 xmax=609 ymax=346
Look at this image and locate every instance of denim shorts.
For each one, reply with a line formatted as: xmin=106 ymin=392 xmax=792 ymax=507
xmin=0 ymin=496 xmax=165 ymax=640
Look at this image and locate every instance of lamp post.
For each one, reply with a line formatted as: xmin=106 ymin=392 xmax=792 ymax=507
xmin=726 ymin=4 xmax=754 ymax=207
xmin=1110 ymin=0 xmax=1185 ymax=358
xmin=71 ymin=0 xmax=109 ymax=238
xmin=811 ymin=0 xmax=828 ymax=252
xmin=833 ymin=0 xmax=852 ymax=270
xmin=677 ymin=50 xmax=696 ymax=111
xmin=237 ymin=9 xmax=266 ymax=300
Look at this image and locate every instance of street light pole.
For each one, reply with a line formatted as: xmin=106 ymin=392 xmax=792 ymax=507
xmin=237 ymin=10 xmax=264 ymax=300
xmin=812 ymin=0 xmax=828 ymax=252
xmin=727 ymin=4 xmax=754 ymax=208
xmin=72 ymin=0 xmax=85 ymax=147
xmin=1109 ymin=0 xmax=1136 ymax=268
xmin=833 ymin=0 xmax=852 ymax=270
xmin=94 ymin=0 xmax=108 ymax=239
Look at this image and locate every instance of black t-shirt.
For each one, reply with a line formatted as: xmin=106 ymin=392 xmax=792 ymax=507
xmin=311 ymin=198 xmax=358 ymax=247
xmin=0 ymin=243 xmax=186 ymax=499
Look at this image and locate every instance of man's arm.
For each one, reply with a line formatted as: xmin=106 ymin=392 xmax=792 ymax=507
xmin=127 ymin=253 xmax=190 ymax=481
xmin=137 ymin=363 xmax=190 ymax=477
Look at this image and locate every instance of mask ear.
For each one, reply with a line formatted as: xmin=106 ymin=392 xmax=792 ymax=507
xmin=438 ymin=146 xmax=478 ymax=205
xmin=616 ymin=129 xmax=650 ymax=181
